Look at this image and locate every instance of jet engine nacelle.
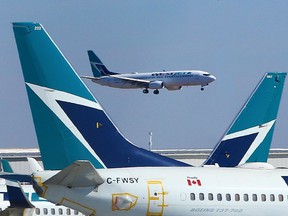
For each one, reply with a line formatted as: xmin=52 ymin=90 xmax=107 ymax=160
xmin=148 ymin=81 xmax=163 ymax=89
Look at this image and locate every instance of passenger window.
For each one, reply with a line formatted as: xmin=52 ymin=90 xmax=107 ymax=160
xmin=51 ymin=208 xmax=55 ymax=215
xmin=244 ymin=194 xmax=249 ymax=202
xmin=199 ymin=193 xmax=204 ymax=201
xmin=36 ymin=208 xmax=40 ymax=215
xmin=226 ymin=194 xmax=231 ymax=201
xmin=261 ymin=194 xmax=266 ymax=202
xmin=44 ymin=208 xmax=48 ymax=215
xmin=59 ymin=208 xmax=63 ymax=215
xmin=190 ymin=193 xmax=195 ymax=201
xmin=74 ymin=210 xmax=79 ymax=215
xmin=270 ymin=194 xmax=275 ymax=202
xmin=66 ymin=209 xmax=71 ymax=215
xmin=252 ymin=194 xmax=257 ymax=201
xmin=235 ymin=194 xmax=240 ymax=201
xmin=208 ymin=193 xmax=213 ymax=201
xmin=217 ymin=193 xmax=222 ymax=201
xmin=279 ymin=194 xmax=284 ymax=202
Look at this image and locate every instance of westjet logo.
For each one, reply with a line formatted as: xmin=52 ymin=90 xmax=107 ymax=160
xmin=187 ymin=177 xmax=202 ymax=186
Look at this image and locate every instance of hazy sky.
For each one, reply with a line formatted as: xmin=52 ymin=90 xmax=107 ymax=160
xmin=1 ymin=1 xmax=288 ymax=151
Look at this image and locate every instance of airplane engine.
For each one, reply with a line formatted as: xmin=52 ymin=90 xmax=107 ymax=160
xmin=148 ymin=81 xmax=163 ymax=89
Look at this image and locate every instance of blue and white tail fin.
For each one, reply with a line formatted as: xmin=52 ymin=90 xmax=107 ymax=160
xmin=204 ymin=72 xmax=286 ymax=167
xmin=88 ymin=50 xmax=117 ymax=77
xmin=13 ymin=22 xmax=189 ymax=170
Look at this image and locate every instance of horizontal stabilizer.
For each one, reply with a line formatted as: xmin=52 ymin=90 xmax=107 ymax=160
xmin=0 ymin=173 xmax=32 ymax=183
xmin=44 ymin=160 xmax=104 ymax=187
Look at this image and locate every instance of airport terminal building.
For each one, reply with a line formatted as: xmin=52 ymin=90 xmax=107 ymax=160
xmin=2 ymin=148 xmax=288 ymax=174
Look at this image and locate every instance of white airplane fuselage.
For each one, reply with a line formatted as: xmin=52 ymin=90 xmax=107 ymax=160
xmin=93 ymin=70 xmax=216 ymax=90
xmin=35 ymin=166 xmax=288 ymax=216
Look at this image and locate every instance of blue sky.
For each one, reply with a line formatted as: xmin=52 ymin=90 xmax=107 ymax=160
xmin=1 ymin=1 xmax=288 ymax=150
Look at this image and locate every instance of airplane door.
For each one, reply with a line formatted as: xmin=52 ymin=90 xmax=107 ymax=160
xmin=146 ymin=180 xmax=168 ymax=216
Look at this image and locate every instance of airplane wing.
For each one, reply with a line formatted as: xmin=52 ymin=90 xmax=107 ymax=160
xmin=81 ymin=75 xmax=101 ymax=80
xmin=111 ymin=76 xmax=151 ymax=88
xmin=82 ymin=75 xmax=150 ymax=88
xmin=44 ymin=160 xmax=104 ymax=188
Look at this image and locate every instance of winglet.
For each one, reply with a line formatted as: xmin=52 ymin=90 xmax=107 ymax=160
xmin=5 ymin=180 xmax=34 ymax=208
xmin=27 ymin=157 xmax=43 ymax=172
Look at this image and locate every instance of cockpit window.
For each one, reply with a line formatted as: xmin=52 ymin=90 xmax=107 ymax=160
xmin=203 ymin=73 xmax=211 ymax=76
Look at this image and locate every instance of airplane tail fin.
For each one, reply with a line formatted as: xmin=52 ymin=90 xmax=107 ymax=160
xmin=87 ymin=50 xmax=117 ymax=77
xmin=13 ymin=22 xmax=189 ymax=170
xmin=1 ymin=159 xmax=14 ymax=173
xmin=204 ymin=72 xmax=287 ymax=167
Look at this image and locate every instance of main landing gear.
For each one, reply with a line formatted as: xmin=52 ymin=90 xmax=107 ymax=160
xmin=153 ymin=89 xmax=159 ymax=95
xmin=143 ymin=89 xmax=160 ymax=94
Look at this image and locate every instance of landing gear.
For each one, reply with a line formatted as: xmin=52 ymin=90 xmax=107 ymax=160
xmin=201 ymin=86 xmax=204 ymax=91
xmin=153 ymin=89 xmax=159 ymax=95
xmin=143 ymin=89 xmax=149 ymax=94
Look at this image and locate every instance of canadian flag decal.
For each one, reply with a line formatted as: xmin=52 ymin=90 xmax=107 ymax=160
xmin=187 ymin=177 xmax=202 ymax=186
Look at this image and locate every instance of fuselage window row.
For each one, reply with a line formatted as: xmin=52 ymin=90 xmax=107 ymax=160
xmin=190 ymin=193 xmax=286 ymax=203
xmin=35 ymin=207 xmax=80 ymax=215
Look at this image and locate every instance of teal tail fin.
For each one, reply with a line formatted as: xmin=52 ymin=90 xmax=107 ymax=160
xmin=87 ymin=50 xmax=117 ymax=77
xmin=1 ymin=159 xmax=14 ymax=173
xmin=13 ymin=22 xmax=189 ymax=170
xmin=205 ymin=72 xmax=286 ymax=166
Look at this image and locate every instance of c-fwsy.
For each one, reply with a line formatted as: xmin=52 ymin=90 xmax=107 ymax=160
xmin=82 ymin=50 xmax=216 ymax=94
xmin=12 ymin=22 xmax=288 ymax=216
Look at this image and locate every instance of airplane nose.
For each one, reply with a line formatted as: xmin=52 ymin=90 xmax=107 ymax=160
xmin=208 ymin=75 xmax=216 ymax=83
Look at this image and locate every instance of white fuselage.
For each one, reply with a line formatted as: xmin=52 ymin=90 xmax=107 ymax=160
xmin=35 ymin=166 xmax=288 ymax=216
xmin=93 ymin=70 xmax=216 ymax=90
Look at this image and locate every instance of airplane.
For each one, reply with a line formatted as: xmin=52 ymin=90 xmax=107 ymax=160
xmin=81 ymin=50 xmax=216 ymax=94
xmin=12 ymin=22 xmax=286 ymax=171
xmin=10 ymin=22 xmax=288 ymax=216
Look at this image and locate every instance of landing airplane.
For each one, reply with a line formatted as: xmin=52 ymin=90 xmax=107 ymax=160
xmin=12 ymin=22 xmax=285 ymax=170
xmin=11 ymin=22 xmax=288 ymax=216
xmin=81 ymin=50 xmax=216 ymax=94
